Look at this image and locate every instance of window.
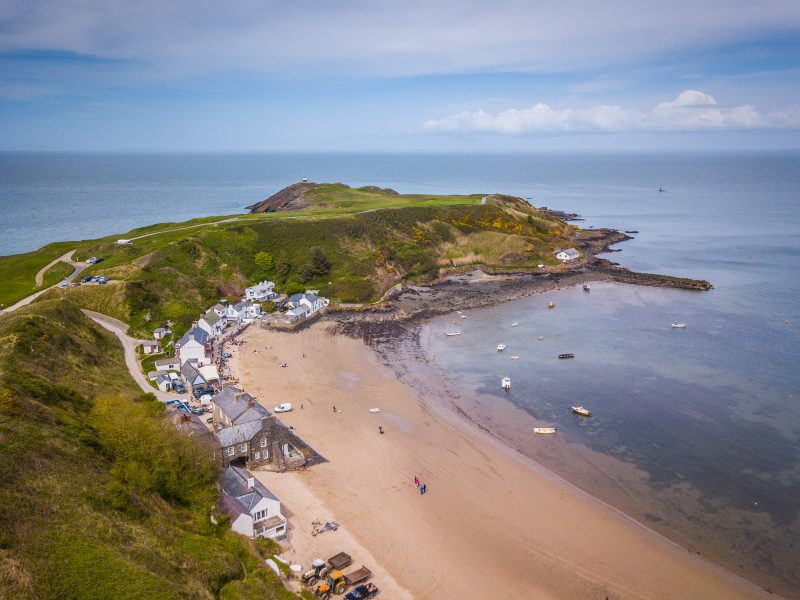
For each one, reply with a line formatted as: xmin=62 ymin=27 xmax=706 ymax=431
xmin=239 ymin=443 xmax=247 ymax=452
xmin=227 ymin=447 xmax=234 ymax=456
xmin=254 ymin=451 xmax=260 ymax=460
xmin=260 ymin=437 xmax=267 ymax=448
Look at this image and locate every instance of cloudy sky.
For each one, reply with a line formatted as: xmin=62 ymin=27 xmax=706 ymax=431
xmin=1 ymin=0 xmax=799 ymax=151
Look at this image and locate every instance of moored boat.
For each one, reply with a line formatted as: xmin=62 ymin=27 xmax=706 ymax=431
xmin=671 ymin=323 xmax=687 ymax=328
xmin=548 ymin=301 xmax=556 ymax=309
xmin=497 ymin=344 xmax=507 ymax=351
xmin=501 ymin=377 xmax=511 ymax=390
xmin=533 ymin=427 xmax=556 ymax=434
xmin=571 ymin=406 xmax=591 ymax=417
xmin=583 ymin=284 xmax=591 ymax=291
xmin=558 ymin=353 xmax=575 ymax=359
xmin=511 ymin=355 xmax=520 ymax=360
xmin=511 ymin=322 xmax=519 ymax=327
xmin=446 ymin=331 xmax=461 ymax=336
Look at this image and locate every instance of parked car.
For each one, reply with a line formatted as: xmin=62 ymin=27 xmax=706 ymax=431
xmin=193 ymin=387 xmax=214 ymax=400
xmin=172 ymin=381 xmax=186 ymax=394
xmin=274 ymin=403 xmax=292 ymax=413
xmin=344 ymin=584 xmax=379 ymax=600
xmin=80 ymin=275 xmax=92 ymax=283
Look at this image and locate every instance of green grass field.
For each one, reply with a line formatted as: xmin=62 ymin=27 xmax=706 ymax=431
xmin=40 ymin=260 xmax=75 ymax=289
xmin=0 ymin=300 xmax=302 ymax=599
xmin=0 ymin=242 xmax=75 ymax=307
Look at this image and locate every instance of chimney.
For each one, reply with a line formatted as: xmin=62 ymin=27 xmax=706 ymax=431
xmin=247 ymin=476 xmax=255 ymax=489
xmin=191 ymin=321 xmax=198 ymax=329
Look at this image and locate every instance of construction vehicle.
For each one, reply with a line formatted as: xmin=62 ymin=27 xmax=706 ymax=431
xmin=315 ymin=566 xmax=372 ymax=598
xmin=302 ymin=553 xmax=352 ymax=587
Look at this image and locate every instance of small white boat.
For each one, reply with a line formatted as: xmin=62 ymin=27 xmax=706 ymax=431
xmin=671 ymin=323 xmax=687 ymax=329
xmin=571 ymin=406 xmax=591 ymax=417
xmin=446 ymin=331 xmax=461 ymax=336
xmin=511 ymin=355 xmax=520 ymax=360
xmin=533 ymin=427 xmax=556 ymax=434
xmin=460 ymin=315 xmax=467 ymax=319
xmin=369 ymin=408 xmax=381 ymax=413
xmin=497 ymin=344 xmax=507 ymax=351
xmin=511 ymin=322 xmax=519 ymax=327
xmin=583 ymin=284 xmax=591 ymax=291
xmin=537 ymin=336 xmax=544 ymax=341
xmin=501 ymin=377 xmax=511 ymax=390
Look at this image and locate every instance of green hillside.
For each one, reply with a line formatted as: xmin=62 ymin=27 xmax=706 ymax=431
xmin=35 ymin=189 xmax=572 ymax=335
xmin=0 ymin=300 xmax=302 ymax=599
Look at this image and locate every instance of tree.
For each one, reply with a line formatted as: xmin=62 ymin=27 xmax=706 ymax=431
xmin=310 ymin=247 xmax=331 ymax=276
xmin=275 ymin=252 xmax=290 ymax=277
xmin=254 ymin=251 xmax=274 ymax=274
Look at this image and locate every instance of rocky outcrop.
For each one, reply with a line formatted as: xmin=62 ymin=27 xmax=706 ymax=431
xmin=246 ymin=182 xmax=317 ymax=213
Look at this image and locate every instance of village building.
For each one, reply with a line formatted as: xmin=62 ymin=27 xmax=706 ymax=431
xmin=142 ymin=340 xmax=159 ymax=354
xmin=211 ymin=302 xmax=228 ymax=318
xmin=156 ymin=373 xmax=174 ymax=392
xmin=285 ymin=291 xmax=329 ymax=319
xmin=226 ymin=301 xmax=261 ymax=324
xmin=555 ymin=248 xmax=580 ymax=262
xmin=212 ymin=386 xmax=311 ymax=471
xmin=153 ymin=327 xmax=171 ymax=340
xmin=154 ymin=357 xmax=181 ymax=372
xmin=198 ymin=308 xmax=226 ymax=339
xmin=219 ymin=465 xmax=286 ymax=539
xmin=181 ymin=361 xmax=210 ymax=393
xmin=176 ymin=327 xmax=211 ymax=366
xmin=244 ymin=281 xmax=277 ymax=302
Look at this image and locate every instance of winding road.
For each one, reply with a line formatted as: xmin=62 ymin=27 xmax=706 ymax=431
xmin=81 ymin=309 xmax=188 ymax=403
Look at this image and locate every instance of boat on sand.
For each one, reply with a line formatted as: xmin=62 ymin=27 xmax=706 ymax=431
xmin=571 ymin=406 xmax=591 ymax=417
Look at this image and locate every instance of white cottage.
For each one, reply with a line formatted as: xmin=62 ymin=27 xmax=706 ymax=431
xmin=176 ymin=327 xmax=211 ymax=366
xmin=198 ymin=308 xmax=227 ymax=339
xmin=286 ymin=291 xmax=329 ymax=317
xmin=244 ymin=281 xmax=276 ymax=302
xmin=555 ymin=248 xmax=580 ymax=262
xmin=220 ymin=466 xmax=287 ymax=539
xmin=226 ymin=301 xmax=261 ymax=324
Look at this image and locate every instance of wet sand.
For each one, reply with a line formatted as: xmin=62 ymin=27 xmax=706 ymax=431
xmin=229 ymin=322 xmax=772 ymax=600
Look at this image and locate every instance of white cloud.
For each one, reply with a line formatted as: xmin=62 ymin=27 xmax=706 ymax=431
xmin=0 ymin=1 xmax=799 ymax=77
xmin=423 ymin=90 xmax=800 ymax=135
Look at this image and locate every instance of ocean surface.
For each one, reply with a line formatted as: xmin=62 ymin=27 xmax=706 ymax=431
xmin=2 ymin=151 xmax=799 ymax=591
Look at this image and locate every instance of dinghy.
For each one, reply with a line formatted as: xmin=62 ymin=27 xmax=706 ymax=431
xmin=571 ymin=406 xmax=591 ymax=417
xmin=533 ymin=427 xmax=556 ymax=434
xmin=671 ymin=323 xmax=687 ymax=329
xmin=497 ymin=344 xmax=507 ymax=351
xmin=446 ymin=331 xmax=461 ymax=336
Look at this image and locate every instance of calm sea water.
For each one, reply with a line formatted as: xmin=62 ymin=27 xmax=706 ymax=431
xmin=2 ymin=150 xmax=799 ymax=589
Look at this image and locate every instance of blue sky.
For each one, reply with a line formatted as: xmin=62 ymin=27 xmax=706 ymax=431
xmin=1 ymin=0 xmax=799 ymax=151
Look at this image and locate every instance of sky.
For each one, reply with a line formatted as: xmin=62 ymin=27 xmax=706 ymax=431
xmin=1 ymin=0 xmax=799 ymax=151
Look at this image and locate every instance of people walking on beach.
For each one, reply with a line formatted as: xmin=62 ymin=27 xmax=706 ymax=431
xmin=420 ymin=484 xmax=427 ymax=494
xmin=332 ymin=405 xmax=336 ymax=413
xmin=378 ymin=426 xmax=384 ymax=434
xmin=414 ymin=476 xmax=419 ymax=488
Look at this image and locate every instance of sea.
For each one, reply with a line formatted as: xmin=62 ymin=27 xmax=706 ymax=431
xmin=2 ymin=151 xmax=799 ymax=593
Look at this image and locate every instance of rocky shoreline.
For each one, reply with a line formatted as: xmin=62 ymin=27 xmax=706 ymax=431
xmin=328 ymin=225 xmax=712 ymax=338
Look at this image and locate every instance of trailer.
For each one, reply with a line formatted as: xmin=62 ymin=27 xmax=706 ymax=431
xmin=315 ymin=565 xmax=372 ymax=597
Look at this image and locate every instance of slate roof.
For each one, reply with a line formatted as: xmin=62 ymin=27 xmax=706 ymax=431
xmin=181 ymin=361 xmax=208 ymax=387
xmin=155 ymin=357 xmax=180 ymax=367
xmin=217 ymin=420 xmax=263 ymax=446
xmin=213 ymin=386 xmax=271 ymax=424
xmin=156 ymin=374 xmax=171 ymax=385
xmin=179 ymin=327 xmax=209 ymax=347
xmin=232 ymin=301 xmax=247 ymax=312
xmin=202 ymin=310 xmax=222 ymax=326
xmin=220 ymin=465 xmax=279 ymax=504
xmin=558 ymin=248 xmax=580 ymax=258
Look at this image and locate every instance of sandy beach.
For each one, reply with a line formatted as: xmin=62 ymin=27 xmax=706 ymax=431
xmin=229 ymin=322 xmax=771 ymax=600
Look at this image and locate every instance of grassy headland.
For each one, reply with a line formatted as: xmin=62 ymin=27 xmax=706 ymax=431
xmin=0 ymin=300 xmax=303 ymax=599
xmin=20 ymin=183 xmax=576 ymax=335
